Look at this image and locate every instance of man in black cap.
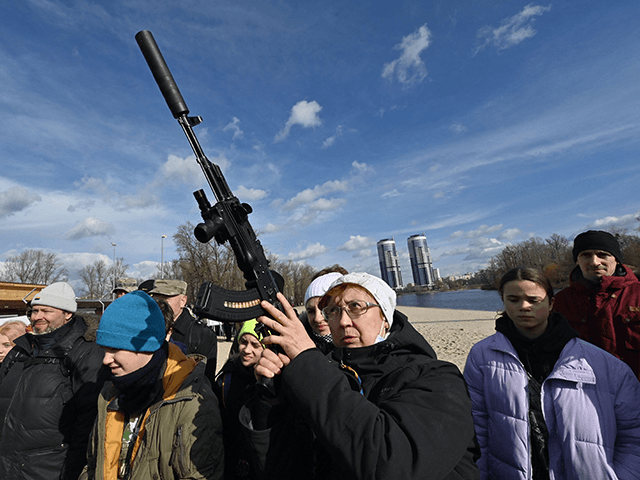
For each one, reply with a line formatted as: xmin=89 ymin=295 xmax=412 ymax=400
xmin=554 ymin=230 xmax=640 ymax=380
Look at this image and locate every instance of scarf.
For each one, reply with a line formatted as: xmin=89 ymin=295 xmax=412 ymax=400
xmin=110 ymin=342 xmax=168 ymax=415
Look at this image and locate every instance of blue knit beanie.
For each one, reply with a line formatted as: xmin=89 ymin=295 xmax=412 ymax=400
xmin=97 ymin=291 xmax=165 ymax=352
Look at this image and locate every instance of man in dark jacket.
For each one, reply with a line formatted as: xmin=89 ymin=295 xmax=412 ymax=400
xmin=553 ymin=230 xmax=640 ymax=380
xmin=0 ymin=282 xmax=107 ymax=480
xmin=149 ymin=279 xmax=218 ymax=380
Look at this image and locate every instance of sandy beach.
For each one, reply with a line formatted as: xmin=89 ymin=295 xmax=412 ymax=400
xmin=215 ymin=305 xmax=498 ymax=373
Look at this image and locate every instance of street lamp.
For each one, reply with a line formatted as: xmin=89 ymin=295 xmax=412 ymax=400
xmin=111 ymin=242 xmax=117 ymax=299
xmin=161 ymin=235 xmax=167 ymax=279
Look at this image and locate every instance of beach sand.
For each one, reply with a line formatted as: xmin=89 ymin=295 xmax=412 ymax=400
xmin=215 ymin=306 xmax=498 ymax=373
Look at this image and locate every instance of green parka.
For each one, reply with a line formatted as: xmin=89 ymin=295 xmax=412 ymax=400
xmin=81 ymin=343 xmax=224 ymax=480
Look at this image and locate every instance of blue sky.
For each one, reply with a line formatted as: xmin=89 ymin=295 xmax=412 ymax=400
xmin=1 ymin=0 xmax=639 ymax=291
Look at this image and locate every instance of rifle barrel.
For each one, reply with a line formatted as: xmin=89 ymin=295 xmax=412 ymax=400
xmin=135 ymin=30 xmax=189 ymax=119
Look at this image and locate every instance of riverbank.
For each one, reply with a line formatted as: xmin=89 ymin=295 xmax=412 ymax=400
xmin=215 ymin=305 xmax=497 ymax=373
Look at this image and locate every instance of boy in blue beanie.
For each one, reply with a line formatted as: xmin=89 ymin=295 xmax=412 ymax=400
xmin=81 ymin=291 xmax=224 ymax=480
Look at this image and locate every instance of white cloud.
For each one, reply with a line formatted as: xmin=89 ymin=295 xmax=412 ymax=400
xmin=65 ymin=217 xmax=115 ymax=240
xmin=0 ymin=186 xmax=41 ymax=218
xmin=338 ymin=235 xmax=375 ymax=251
xmin=58 ymin=252 xmax=111 ymax=275
xmin=160 ymin=154 xmax=209 ymax=187
xmin=449 ymin=224 xmax=504 ymax=240
xmin=131 ymin=260 xmax=160 ymax=280
xmin=321 ymin=125 xmax=344 ymax=149
xmin=307 ymin=198 xmax=345 ymax=211
xmin=236 ymin=185 xmax=268 ymax=201
xmin=382 ymin=189 xmax=401 ymax=198
xmin=353 ymin=248 xmax=374 ymax=259
xmin=263 ymin=223 xmax=281 ymax=234
xmin=284 ymin=243 xmax=328 ymax=261
xmin=223 ymin=117 xmax=244 ymax=140
xmin=351 ymin=161 xmax=373 ymax=174
xmin=275 ymin=100 xmax=323 ymax=142
xmin=450 ymin=123 xmax=468 ymax=134
xmin=591 ymin=211 xmax=640 ymax=228
xmin=440 ymin=237 xmax=504 ymax=262
xmin=497 ymin=228 xmax=522 ymax=241
xmin=476 ymin=3 xmax=551 ymax=54
xmin=67 ymin=199 xmax=95 ymax=212
xmin=282 ymin=180 xmax=348 ymax=210
xmin=382 ymin=24 xmax=432 ymax=85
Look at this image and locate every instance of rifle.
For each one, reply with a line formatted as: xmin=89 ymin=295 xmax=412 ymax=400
xmin=135 ymin=30 xmax=284 ymax=325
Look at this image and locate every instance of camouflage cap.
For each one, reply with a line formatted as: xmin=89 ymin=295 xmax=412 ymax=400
xmin=149 ymin=279 xmax=188 ymax=297
xmin=112 ymin=277 xmax=138 ymax=294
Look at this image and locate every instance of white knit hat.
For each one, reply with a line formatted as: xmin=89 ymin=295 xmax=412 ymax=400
xmin=31 ymin=282 xmax=77 ymax=313
xmin=325 ymin=273 xmax=396 ymax=326
xmin=304 ymin=272 xmax=344 ymax=306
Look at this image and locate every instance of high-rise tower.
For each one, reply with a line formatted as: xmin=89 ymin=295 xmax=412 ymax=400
xmin=377 ymin=238 xmax=403 ymax=288
xmin=407 ymin=233 xmax=435 ymax=287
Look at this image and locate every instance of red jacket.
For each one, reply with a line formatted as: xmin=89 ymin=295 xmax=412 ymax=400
xmin=554 ymin=264 xmax=640 ymax=380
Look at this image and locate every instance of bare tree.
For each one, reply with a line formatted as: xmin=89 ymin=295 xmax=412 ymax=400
xmin=2 ymin=249 xmax=68 ymax=284
xmin=108 ymin=258 xmax=129 ymax=291
xmin=154 ymin=259 xmax=185 ymax=281
xmin=272 ymin=259 xmax=316 ymax=306
xmin=78 ymin=260 xmax=112 ymax=299
xmin=77 ymin=258 xmax=129 ymax=299
xmin=173 ymin=222 xmax=244 ymax=300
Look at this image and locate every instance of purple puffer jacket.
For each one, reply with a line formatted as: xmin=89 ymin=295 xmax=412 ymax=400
xmin=464 ymin=333 xmax=640 ymax=480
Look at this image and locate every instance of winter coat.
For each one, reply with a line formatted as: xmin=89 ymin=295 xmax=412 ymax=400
xmin=241 ymin=311 xmax=480 ymax=480
xmin=172 ymin=307 xmax=218 ymax=382
xmin=215 ymin=355 xmax=259 ymax=480
xmin=81 ymin=342 xmax=224 ymax=480
xmin=0 ymin=315 xmax=107 ymax=480
xmin=464 ymin=331 xmax=640 ymax=480
xmin=553 ymin=264 xmax=640 ymax=379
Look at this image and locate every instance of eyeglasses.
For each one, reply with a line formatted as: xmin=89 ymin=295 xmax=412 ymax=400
xmin=321 ymin=301 xmax=380 ymax=322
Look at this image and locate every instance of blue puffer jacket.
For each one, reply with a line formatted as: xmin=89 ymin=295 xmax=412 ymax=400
xmin=464 ymin=333 xmax=640 ymax=480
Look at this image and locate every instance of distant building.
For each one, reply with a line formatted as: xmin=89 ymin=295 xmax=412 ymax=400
xmin=407 ymin=234 xmax=436 ymax=287
xmin=377 ymin=238 xmax=403 ymax=288
xmin=434 ymin=268 xmax=441 ymax=281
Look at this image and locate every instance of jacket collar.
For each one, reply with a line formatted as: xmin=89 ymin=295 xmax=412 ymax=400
xmin=14 ymin=315 xmax=86 ymax=356
xmin=488 ymin=334 xmax=596 ymax=385
xmin=569 ymin=263 xmax=639 ymax=292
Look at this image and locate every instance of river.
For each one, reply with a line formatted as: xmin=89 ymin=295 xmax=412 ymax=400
xmin=397 ymin=288 xmax=503 ymax=312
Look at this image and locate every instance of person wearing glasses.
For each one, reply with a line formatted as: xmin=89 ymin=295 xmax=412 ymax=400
xmin=240 ymin=272 xmax=479 ymax=480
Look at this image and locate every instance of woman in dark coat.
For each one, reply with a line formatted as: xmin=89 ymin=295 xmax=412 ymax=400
xmin=215 ymin=320 xmax=264 ymax=480
xmin=242 ymin=272 xmax=479 ymax=480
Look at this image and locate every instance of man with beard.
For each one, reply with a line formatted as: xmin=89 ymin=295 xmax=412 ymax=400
xmin=0 ymin=282 xmax=107 ymax=480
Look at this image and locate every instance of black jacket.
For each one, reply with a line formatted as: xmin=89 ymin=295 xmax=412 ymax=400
xmin=216 ymin=356 xmax=259 ymax=480
xmin=171 ymin=307 xmax=218 ymax=382
xmin=0 ymin=315 xmax=108 ymax=480
xmin=242 ymin=311 xmax=480 ymax=480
